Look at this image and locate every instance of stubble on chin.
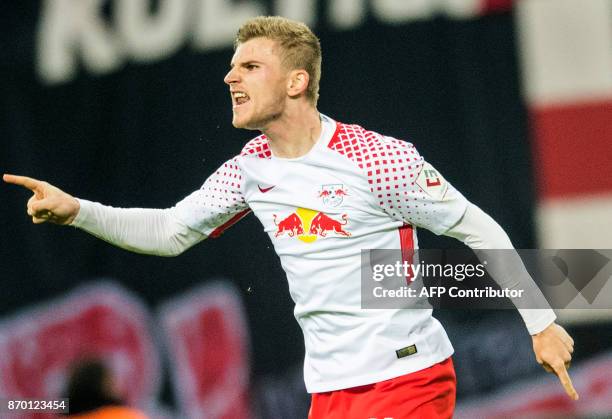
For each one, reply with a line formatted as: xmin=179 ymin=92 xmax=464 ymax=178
xmin=232 ymin=94 xmax=286 ymax=130
xmin=233 ymin=112 xmax=282 ymax=131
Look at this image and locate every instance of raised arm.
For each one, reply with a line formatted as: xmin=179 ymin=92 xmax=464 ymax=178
xmin=3 ymin=173 xmax=204 ymax=256
xmin=5 ymin=157 xmax=250 ymax=255
xmin=3 ymin=174 xmax=206 ymax=256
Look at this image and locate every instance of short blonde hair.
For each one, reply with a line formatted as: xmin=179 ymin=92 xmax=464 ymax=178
xmin=235 ymin=16 xmax=322 ymax=104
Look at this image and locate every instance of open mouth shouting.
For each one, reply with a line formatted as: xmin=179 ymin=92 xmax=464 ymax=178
xmin=232 ymin=91 xmax=251 ymax=109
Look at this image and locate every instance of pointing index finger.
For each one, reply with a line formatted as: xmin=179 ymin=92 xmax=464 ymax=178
xmin=3 ymin=174 xmax=43 ymax=192
xmin=553 ymin=362 xmax=579 ymax=401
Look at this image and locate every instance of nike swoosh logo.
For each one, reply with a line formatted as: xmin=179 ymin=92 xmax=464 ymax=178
xmin=258 ymin=185 xmax=275 ymax=193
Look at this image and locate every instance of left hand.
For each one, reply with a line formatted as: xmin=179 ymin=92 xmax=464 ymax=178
xmin=532 ymin=322 xmax=579 ymax=400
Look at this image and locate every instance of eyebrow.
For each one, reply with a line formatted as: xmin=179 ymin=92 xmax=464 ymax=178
xmin=229 ymin=60 xmax=263 ymax=69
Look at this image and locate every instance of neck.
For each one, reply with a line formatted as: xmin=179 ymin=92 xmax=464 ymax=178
xmin=262 ymin=103 xmax=322 ymax=159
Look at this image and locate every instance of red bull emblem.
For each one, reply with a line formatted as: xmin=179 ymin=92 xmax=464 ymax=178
xmin=310 ymin=213 xmax=350 ymax=237
xmin=273 ymin=208 xmax=351 ymax=243
xmin=273 ymin=213 xmax=304 ymax=237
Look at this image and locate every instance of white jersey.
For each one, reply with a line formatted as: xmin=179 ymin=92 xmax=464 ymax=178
xmin=173 ymin=115 xmax=469 ymax=393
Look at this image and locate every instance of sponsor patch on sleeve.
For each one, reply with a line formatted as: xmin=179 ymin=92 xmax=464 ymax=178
xmin=415 ymin=162 xmax=448 ymax=201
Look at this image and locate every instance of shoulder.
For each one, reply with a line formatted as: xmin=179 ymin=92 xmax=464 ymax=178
xmin=327 ymin=121 xmax=422 ymax=170
xmin=217 ymin=134 xmax=270 ymax=171
xmin=239 ymin=134 xmax=272 ymax=159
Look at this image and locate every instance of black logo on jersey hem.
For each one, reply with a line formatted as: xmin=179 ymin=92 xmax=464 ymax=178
xmin=396 ymin=344 xmax=417 ymax=359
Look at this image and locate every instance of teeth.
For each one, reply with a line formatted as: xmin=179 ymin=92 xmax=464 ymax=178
xmin=234 ymin=92 xmax=247 ymax=98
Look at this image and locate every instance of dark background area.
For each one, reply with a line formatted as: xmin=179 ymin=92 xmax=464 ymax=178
xmin=3 ymin=2 xmax=606 ymax=412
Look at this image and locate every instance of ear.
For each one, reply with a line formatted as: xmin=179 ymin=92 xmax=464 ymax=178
xmin=287 ymin=69 xmax=310 ymax=98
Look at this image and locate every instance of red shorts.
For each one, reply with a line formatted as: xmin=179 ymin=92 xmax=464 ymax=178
xmin=308 ymin=357 xmax=456 ymax=419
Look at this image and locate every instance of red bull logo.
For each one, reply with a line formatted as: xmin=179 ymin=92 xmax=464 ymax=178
xmin=310 ymin=212 xmax=351 ymax=237
xmin=273 ymin=208 xmax=351 ymax=243
xmin=273 ymin=213 xmax=304 ymax=237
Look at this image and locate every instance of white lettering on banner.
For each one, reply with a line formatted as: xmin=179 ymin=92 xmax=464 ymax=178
xmin=371 ymin=0 xmax=480 ymax=22
xmin=37 ymin=0 xmax=123 ymax=84
xmin=275 ymin=0 xmax=317 ymax=26
xmin=328 ymin=0 xmax=367 ymax=29
xmin=116 ymin=0 xmax=189 ymax=62
xmin=36 ymin=0 xmax=485 ymax=85
xmin=372 ymin=0 xmax=437 ymax=22
xmin=192 ymin=0 xmax=265 ymax=50
xmin=442 ymin=0 xmax=481 ymax=18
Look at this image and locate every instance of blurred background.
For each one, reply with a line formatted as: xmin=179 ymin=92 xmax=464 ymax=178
xmin=1 ymin=0 xmax=611 ymax=418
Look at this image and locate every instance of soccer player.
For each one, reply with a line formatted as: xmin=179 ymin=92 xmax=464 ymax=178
xmin=4 ymin=16 xmax=577 ymax=419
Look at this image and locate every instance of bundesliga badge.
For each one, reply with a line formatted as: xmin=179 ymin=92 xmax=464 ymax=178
xmin=415 ymin=162 xmax=448 ymax=200
xmin=318 ymin=184 xmax=348 ymax=207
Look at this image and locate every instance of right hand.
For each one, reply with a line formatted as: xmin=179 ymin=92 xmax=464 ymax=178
xmin=3 ymin=174 xmax=80 ymax=225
